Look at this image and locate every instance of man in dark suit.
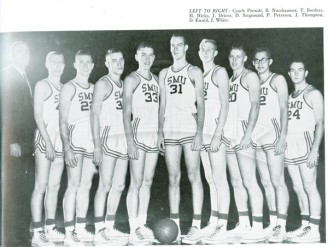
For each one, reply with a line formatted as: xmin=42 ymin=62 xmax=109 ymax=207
xmin=2 ymin=41 xmax=36 ymax=246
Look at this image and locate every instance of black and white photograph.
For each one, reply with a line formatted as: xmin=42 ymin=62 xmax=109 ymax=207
xmin=1 ymin=0 xmax=327 ymax=246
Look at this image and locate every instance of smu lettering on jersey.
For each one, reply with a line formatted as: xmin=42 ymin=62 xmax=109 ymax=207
xmin=288 ymin=85 xmax=315 ymax=133
xmin=68 ymin=81 xmax=94 ymax=125
xmin=99 ymin=75 xmax=123 ymax=128
xmin=164 ymin=64 xmax=196 ymax=116
xmin=43 ymin=79 xmax=61 ymax=129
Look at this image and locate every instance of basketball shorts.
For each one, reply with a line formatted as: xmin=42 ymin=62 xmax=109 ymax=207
xmin=253 ymin=118 xmax=281 ymax=152
xmin=68 ymin=121 xmax=94 ymax=158
xmin=224 ymin=119 xmax=257 ymax=154
xmin=164 ymin=113 xmax=197 ymax=145
xmin=202 ymin=116 xmax=229 ymax=152
xmin=101 ymin=125 xmax=128 ymax=159
xmin=285 ymin=131 xmax=314 ymax=166
xmin=132 ymin=117 xmax=159 ymax=153
xmin=34 ymin=125 xmax=63 ymax=157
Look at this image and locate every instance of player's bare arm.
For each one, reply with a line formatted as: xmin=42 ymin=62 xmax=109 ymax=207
xmin=123 ymin=73 xmax=140 ymax=160
xmin=91 ymin=78 xmax=111 ymax=166
xmin=157 ymin=68 xmax=168 ymax=154
xmin=34 ymin=79 xmax=56 ymax=161
xmin=210 ymin=67 xmax=229 ymax=152
xmin=272 ymin=74 xmax=289 ymax=155
xmin=305 ymin=89 xmax=324 ymax=168
xmin=240 ymin=71 xmax=260 ymax=149
xmin=189 ymin=65 xmax=205 ymax=151
xmin=59 ymin=82 xmax=77 ymax=168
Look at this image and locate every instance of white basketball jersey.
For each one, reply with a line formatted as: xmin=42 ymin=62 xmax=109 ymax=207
xmin=204 ymin=65 xmax=222 ymax=118
xmin=99 ymin=76 xmax=123 ymax=127
xmin=164 ymin=64 xmax=196 ymax=117
xmin=288 ymin=85 xmax=316 ymax=133
xmin=132 ymin=72 xmax=159 ymax=120
xmin=43 ymin=79 xmax=61 ymax=128
xmin=68 ymin=81 xmax=94 ymax=124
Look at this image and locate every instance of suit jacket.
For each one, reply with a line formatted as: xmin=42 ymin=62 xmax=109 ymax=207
xmin=1 ymin=65 xmax=36 ymax=157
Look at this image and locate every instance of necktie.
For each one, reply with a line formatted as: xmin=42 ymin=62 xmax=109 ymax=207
xmin=22 ymin=73 xmax=33 ymax=97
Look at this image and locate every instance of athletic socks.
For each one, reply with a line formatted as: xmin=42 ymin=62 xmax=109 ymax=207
xmin=252 ymin=215 xmax=263 ymax=229
xmin=309 ymin=216 xmax=320 ymax=231
xmin=218 ymin=213 xmax=229 ymax=229
xmin=138 ymin=214 xmax=147 ymax=226
xmin=277 ymin=214 xmax=287 ymax=228
xmin=32 ymin=221 xmax=43 ymax=233
xmin=269 ymin=211 xmax=278 ymax=226
xmin=238 ymin=211 xmax=250 ymax=226
xmin=170 ymin=213 xmax=180 ymax=229
xmin=94 ymin=216 xmax=105 ymax=232
xmin=75 ymin=217 xmax=87 ymax=231
xmin=45 ymin=218 xmax=56 ymax=231
xmin=209 ymin=210 xmax=218 ymax=225
xmin=192 ymin=214 xmax=202 ymax=229
xmin=105 ymin=214 xmax=115 ymax=229
xmin=301 ymin=214 xmax=310 ymax=226
xmin=129 ymin=218 xmax=139 ymax=232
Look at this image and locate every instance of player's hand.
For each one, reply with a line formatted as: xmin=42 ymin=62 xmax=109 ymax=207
xmin=93 ymin=147 xmax=103 ymax=166
xmin=157 ymin=133 xmax=165 ymax=155
xmin=64 ymin=147 xmax=78 ymax=168
xmin=45 ymin=141 xmax=56 ymax=162
xmin=239 ymin=134 xmax=251 ymax=150
xmin=210 ymin=134 xmax=222 ymax=153
xmin=10 ymin=143 xmax=21 ymax=157
xmin=274 ymin=137 xmax=287 ymax=156
xmin=127 ymin=142 xmax=139 ymax=160
xmin=191 ymin=132 xmax=203 ymax=151
xmin=306 ymin=150 xmax=319 ymax=168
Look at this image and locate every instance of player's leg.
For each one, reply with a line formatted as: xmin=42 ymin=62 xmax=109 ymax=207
xmin=181 ymin=143 xmax=204 ymax=244
xmin=30 ymin=149 xmax=53 ymax=245
xmin=265 ymin=150 xmax=289 ymax=242
xmin=200 ymin=151 xmax=218 ymax=226
xmin=44 ymin=157 xmax=65 ymax=241
xmin=226 ymin=152 xmax=250 ymax=231
xmin=290 ymin=163 xmax=321 ymax=243
xmin=75 ymin=156 xmax=96 ymax=241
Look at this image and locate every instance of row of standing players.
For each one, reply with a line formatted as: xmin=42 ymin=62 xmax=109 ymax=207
xmin=5 ymin=34 xmax=324 ymax=246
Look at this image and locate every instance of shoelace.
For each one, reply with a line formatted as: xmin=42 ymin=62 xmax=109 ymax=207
xmin=272 ymin=225 xmax=281 ymax=236
xmin=297 ymin=226 xmax=311 ymax=238
xmin=70 ymin=230 xmax=81 ymax=242
xmin=135 ymin=228 xmax=146 ymax=240
xmin=186 ymin=227 xmax=197 ymax=238
xmin=51 ymin=227 xmax=65 ymax=236
xmin=38 ymin=231 xmax=50 ymax=243
xmin=288 ymin=226 xmax=304 ymax=234
xmin=209 ymin=225 xmax=223 ymax=238
xmin=99 ymin=228 xmax=111 ymax=241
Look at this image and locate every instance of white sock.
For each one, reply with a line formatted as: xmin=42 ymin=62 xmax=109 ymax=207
xmin=129 ymin=218 xmax=139 ymax=232
xmin=218 ymin=219 xmax=228 ymax=230
xmin=105 ymin=220 xmax=114 ymax=229
xmin=65 ymin=226 xmax=74 ymax=234
xmin=138 ymin=214 xmax=147 ymax=226
xmin=209 ymin=215 xmax=218 ymax=226
xmin=45 ymin=224 xmax=55 ymax=231
xmin=95 ymin=222 xmax=105 ymax=233
xmin=75 ymin=223 xmax=86 ymax=231
xmin=239 ymin=216 xmax=250 ymax=226
xmin=33 ymin=227 xmax=43 ymax=234
xmin=269 ymin=214 xmax=277 ymax=226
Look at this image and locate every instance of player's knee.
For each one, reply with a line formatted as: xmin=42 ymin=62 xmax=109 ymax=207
xmin=271 ymin=176 xmax=284 ymax=188
xmin=99 ymin=181 xmax=112 ymax=193
xmin=292 ymin=184 xmax=305 ymax=196
xmin=34 ymin=183 xmax=48 ymax=194
xmin=204 ymin=173 xmax=214 ymax=185
xmin=260 ymin=177 xmax=273 ymax=190
xmin=47 ymin=183 xmax=60 ymax=193
xmin=168 ymin=174 xmax=180 ymax=188
xmin=230 ymin=176 xmax=243 ymax=189
xmin=142 ymin=176 xmax=154 ymax=189
xmin=113 ymin=181 xmax=125 ymax=193
xmin=79 ymin=181 xmax=92 ymax=191
xmin=187 ymin=170 xmax=200 ymax=184
xmin=303 ymin=180 xmax=317 ymax=195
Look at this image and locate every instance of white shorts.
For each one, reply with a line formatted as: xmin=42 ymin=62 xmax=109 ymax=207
xmin=202 ymin=117 xmax=229 ymax=151
xmin=68 ymin=121 xmax=94 ymax=158
xmin=164 ymin=113 xmax=197 ymax=145
xmin=132 ymin=117 xmax=158 ymax=153
xmin=285 ymin=131 xmax=314 ymax=166
xmin=101 ymin=125 xmax=128 ymax=159
xmin=253 ymin=118 xmax=281 ymax=152
xmin=34 ymin=125 xmax=63 ymax=157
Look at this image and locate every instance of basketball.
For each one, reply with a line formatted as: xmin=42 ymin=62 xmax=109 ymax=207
xmin=153 ymin=218 xmax=179 ymax=244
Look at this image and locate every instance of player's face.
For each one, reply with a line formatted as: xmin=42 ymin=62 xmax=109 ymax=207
xmin=288 ymin=62 xmax=308 ymax=84
xmin=106 ymin=52 xmax=124 ymax=75
xmin=170 ymin=36 xmax=188 ymax=60
xmin=199 ymin=42 xmax=217 ymax=64
xmin=135 ymin=47 xmax=155 ymax=70
xmin=12 ymin=43 xmax=30 ymax=68
xmin=253 ymin=51 xmax=272 ymax=75
xmin=74 ymin=55 xmax=94 ymax=77
xmin=229 ymin=49 xmax=247 ymax=71
xmin=47 ymin=54 xmax=65 ymax=78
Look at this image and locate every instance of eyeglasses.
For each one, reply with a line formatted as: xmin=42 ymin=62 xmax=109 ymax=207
xmin=253 ymin=57 xmax=269 ymax=64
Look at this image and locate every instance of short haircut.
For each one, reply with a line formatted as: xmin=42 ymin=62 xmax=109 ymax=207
xmin=229 ymin=44 xmax=247 ymax=56
xmin=171 ymin=33 xmax=188 ymax=45
xmin=105 ymin=48 xmax=123 ymax=58
xmin=46 ymin=51 xmax=64 ymax=63
xmin=253 ymin=47 xmax=272 ymax=59
xmin=289 ymin=58 xmax=307 ymax=71
xmin=136 ymin=42 xmax=155 ymax=53
xmin=75 ymin=50 xmax=93 ymax=62
xmin=10 ymin=41 xmax=28 ymax=60
xmin=200 ymin=39 xmax=217 ymax=51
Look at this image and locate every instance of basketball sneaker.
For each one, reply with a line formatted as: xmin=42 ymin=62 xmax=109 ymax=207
xmin=263 ymin=223 xmax=276 ymax=237
xmin=106 ymin=226 xmax=129 ymax=239
xmin=240 ymin=227 xmax=266 ymax=244
xmin=268 ymin=225 xmax=287 ymax=243
xmin=129 ymin=228 xmax=151 ymax=245
xmin=138 ymin=225 xmax=155 ymax=240
xmin=198 ymin=223 xmax=217 ymax=239
xmin=289 ymin=226 xmax=320 ymax=243
xmin=201 ymin=225 xmax=230 ymax=244
xmin=74 ymin=227 xmax=94 ymax=242
xmin=31 ymin=230 xmax=55 ymax=247
xmin=45 ymin=226 xmax=65 ymax=242
xmin=286 ymin=225 xmax=306 ymax=239
xmin=227 ymin=222 xmax=251 ymax=238
xmin=182 ymin=226 xmax=201 ymax=245
xmin=64 ymin=230 xmax=85 ymax=247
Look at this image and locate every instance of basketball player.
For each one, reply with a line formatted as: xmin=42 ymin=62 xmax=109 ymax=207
xmin=30 ymin=51 xmax=65 ymax=247
xmin=91 ymin=49 xmax=129 ymax=245
xmin=285 ymin=60 xmax=324 ymax=243
xmin=123 ymin=42 xmax=159 ymax=245
xmin=224 ymin=45 xmax=265 ymax=243
xmin=196 ymin=39 xmax=231 ymax=244
xmin=158 ymin=34 xmax=205 ymax=244
xmin=59 ymin=50 xmax=96 ymax=246
xmin=252 ymin=47 xmax=290 ymax=243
